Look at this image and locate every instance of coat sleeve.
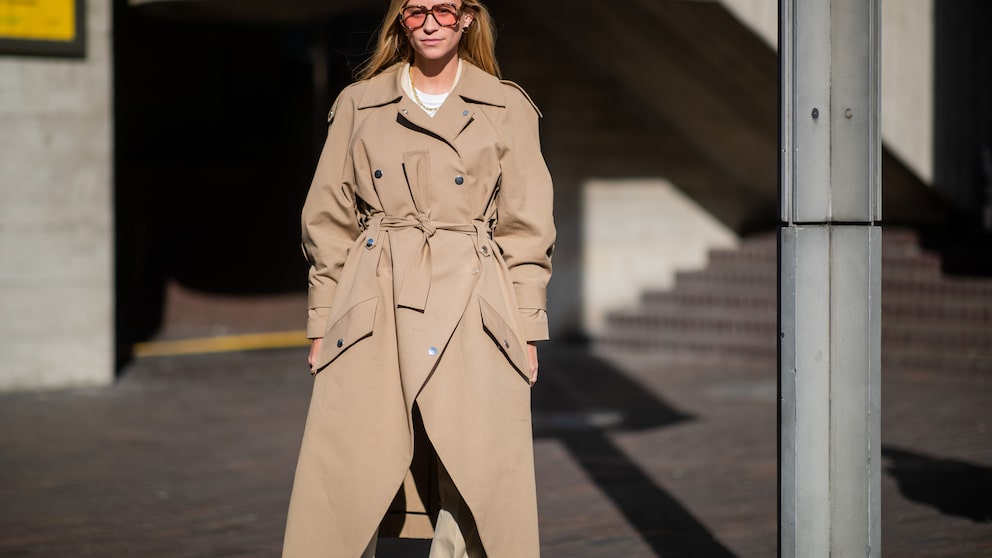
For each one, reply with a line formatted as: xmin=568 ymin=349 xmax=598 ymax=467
xmin=301 ymin=87 xmax=362 ymax=339
xmin=494 ymin=83 xmax=556 ymax=342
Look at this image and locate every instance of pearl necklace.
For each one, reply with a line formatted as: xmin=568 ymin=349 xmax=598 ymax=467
xmin=409 ymin=66 xmax=443 ymax=115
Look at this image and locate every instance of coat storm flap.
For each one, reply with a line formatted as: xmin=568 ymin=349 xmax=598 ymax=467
xmin=283 ymin=61 xmax=555 ymax=558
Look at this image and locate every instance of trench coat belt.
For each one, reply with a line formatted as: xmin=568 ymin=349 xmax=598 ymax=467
xmin=362 ymin=213 xmax=492 ymax=312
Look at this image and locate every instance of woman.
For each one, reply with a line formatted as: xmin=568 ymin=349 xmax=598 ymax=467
xmin=282 ymin=1 xmax=555 ymax=556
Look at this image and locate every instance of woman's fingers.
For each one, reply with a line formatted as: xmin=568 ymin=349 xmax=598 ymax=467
xmin=526 ymin=342 xmax=539 ymax=386
xmin=308 ymin=338 xmax=323 ymax=369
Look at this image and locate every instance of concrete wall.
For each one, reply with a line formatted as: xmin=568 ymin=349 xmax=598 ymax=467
xmin=716 ymin=0 xmax=779 ymax=50
xmin=719 ymin=0 xmax=935 ymax=184
xmin=881 ymin=0 xmax=934 ymax=185
xmin=0 ymin=0 xmax=114 ymax=390
xmin=583 ymin=179 xmax=738 ymax=334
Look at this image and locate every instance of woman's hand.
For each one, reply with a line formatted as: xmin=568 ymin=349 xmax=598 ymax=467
xmin=527 ymin=342 xmax=539 ymax=386
xmin=308 ymin=338 xmax=323 ymax=370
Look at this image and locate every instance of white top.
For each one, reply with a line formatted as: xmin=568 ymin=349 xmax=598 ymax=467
xmin=402 ymin=59 xmax=463 ymax=117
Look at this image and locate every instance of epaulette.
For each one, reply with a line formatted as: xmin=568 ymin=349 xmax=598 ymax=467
xmin=327 ymin=81 xmax=368 ymax=123
xmin=499 ymin=80 xmax=543 ymax=118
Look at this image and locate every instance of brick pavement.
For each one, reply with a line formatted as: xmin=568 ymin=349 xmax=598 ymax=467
xmin=1 ymin=344 xmax=989 ymax=557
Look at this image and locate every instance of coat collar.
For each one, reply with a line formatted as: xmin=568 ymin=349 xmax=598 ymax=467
xmin=356 ymin=60 xmax=507 ymax=111
xmin=357 ymin=61 xmax=506 ymax=151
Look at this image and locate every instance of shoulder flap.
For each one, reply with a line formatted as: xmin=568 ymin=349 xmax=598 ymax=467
xmin=499 ymin=80 xmax=543 ymax=118
xmin=326 ymin=80 xmax=370 ymax=124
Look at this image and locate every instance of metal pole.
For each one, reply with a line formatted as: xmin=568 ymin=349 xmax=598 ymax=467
xmin=779 ymin=0 xmax=881 ymax=555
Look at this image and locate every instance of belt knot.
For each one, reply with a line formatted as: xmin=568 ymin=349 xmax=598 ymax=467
xmin=416 ymin=214 xmax=436 ymax=237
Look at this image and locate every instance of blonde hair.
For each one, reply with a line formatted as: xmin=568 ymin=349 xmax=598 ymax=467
xmin=356 ymin=0 xmax=500 ymax=80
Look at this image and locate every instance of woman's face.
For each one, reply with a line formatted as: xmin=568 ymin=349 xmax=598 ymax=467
xmin=400 ymin=1 xmax=474 ymax=64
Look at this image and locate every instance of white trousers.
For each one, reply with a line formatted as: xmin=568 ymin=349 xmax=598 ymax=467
xmin=361 ymin=462 xmax=484 ymax=558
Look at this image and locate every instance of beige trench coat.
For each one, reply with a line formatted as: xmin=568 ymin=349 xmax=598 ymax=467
xmin=283 ymin=61 xmax=555 ymax=558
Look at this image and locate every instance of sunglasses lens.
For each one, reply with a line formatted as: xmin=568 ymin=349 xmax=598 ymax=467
xmin=401 ymin=5 xmax=459 ymax=28
xmin=433 ymin=6 xmax=458 ymax=26
xmin=402 ymin=8 xmax=427 ymax=27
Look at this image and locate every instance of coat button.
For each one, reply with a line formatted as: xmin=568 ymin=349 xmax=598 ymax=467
xmin=374 ymin=169 xmax=383 ymax=179
xmin=454 ymin=175 xmax=464 ymax=185
xmin=462 ymin=110 xmax=470 ymax=117
xmin=366 ymin=237 xmax=375 ymax=248
xmin=503 ymin=339 xmax=510 ymax=349
xmin=336 ymin=338 xmax=344 ymax=348
xmin=428 ymin=346 xmax=438 ymax=356
xmin=480 ymin=245 xmax=490 ymax=256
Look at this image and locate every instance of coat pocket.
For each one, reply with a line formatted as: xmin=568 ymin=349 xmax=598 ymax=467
xmin=314 ymin=296 xmax=379 ymax=374
xmin=479 ymin=296 xmax=530 ymax=382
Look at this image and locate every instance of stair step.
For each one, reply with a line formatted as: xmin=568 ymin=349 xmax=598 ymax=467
xmin=596 ymin=227 xmax=992 ymax=373
xmin=641 ymin=290 xmax=775 ymax=308
xmin=595 ymin=340 xmax=992 ymax=373
xmin=703 ymin=232 xmax=942 ymax=274
xmin=640 ymin=290 xmax=992 ymax=322
xmin=882 ymin=324 xmax=992 ymax=350
xmin=882 ymin=302 xmax=992 ymax=322
xmin=881 ymin=277 xmax=992 ymax=298
xmin=594 ymin=336 xmax=776 ymax=362
xmin=703 ymin=256 xmax=942 ymax=277
xmin=706 ymin=244 xmax=940 ymax=263
xmin=882 ymin=350 xmax=992 ymax=373
xmin=630 ymin=298 xmax=992 ymax=326
xmin=665 ymin=272 xmax=992 ymax=300
xmin=606 ymin=308 xmax=989 ymax=344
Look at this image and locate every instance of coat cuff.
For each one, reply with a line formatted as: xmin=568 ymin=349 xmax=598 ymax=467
xmin=514 ymin=284 xmax=547 ymax=310
xmin=518 ymin=308 xmax=549 ymax=342
xmin=307 ymin=307 xmax=331 ymax=339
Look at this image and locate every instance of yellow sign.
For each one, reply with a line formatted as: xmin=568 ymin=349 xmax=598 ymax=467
xmin=0 ymin=0 xmax=76 ymax=42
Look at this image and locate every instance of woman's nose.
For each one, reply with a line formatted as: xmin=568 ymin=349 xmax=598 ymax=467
xmin=422 ymin=13 xmax=440 ymax=32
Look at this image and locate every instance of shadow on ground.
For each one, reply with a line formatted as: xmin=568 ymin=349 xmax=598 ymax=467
xmin=534 ymin=345 xmax=736 ymax=557
xmin=883 ymin=446 xmax=992 ymax=523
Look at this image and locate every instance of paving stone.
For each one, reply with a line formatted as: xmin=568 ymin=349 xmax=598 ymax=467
xmin=0 ymin=344 xmax=988 ymax=557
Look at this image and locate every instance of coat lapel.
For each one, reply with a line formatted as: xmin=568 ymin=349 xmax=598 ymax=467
xmin=430 ymin=96 xmax=476 ymax=145
xmin=358 ymin=62 xmax=508 ymax=151
xmin=395 ymin=97 xmax=460 ymax=154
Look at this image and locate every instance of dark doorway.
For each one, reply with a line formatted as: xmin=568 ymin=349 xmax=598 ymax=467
xmin=112 ymin=1 xmax=380 ymax=367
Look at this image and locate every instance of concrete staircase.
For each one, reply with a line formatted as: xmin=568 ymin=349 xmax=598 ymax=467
xmin=596 ymin=229 xmax=992 ymax=373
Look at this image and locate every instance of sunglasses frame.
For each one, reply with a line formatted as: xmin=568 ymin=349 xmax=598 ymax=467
xmin=398 ymin=3 xmax=463 ymax=30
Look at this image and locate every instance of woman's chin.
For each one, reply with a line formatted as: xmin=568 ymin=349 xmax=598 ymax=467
xmin=413 ymin=42 xmax=458 ymax=60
